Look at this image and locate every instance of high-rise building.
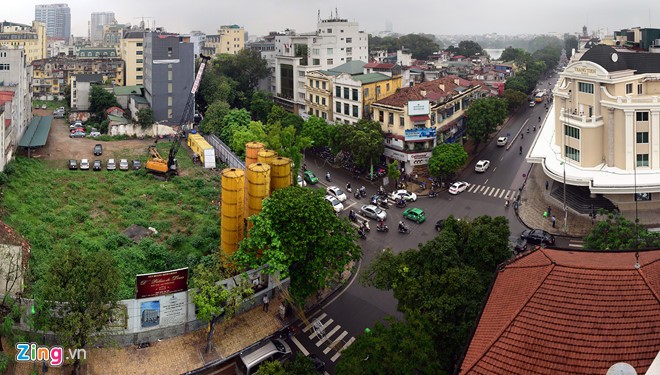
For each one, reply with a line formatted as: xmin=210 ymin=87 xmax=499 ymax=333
xmin=90 ymin=12 xmax=116 ymax=44
xmin=34 ymin=4 xmax=71 ymax=40
xmin=204 ymin=25 xmax=245 ymax=56
xmin=120 ymin=30 xmax=146 ymax=86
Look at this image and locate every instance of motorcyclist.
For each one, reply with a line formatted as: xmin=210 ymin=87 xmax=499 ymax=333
xmin=326 ymin=172 xmax=331 ymax=181
xmin=346 ymin=183 xmax=352 ymax=192
xmin=521 ymin=133 xmax=524 ymax=139
xmin=363 ymin=220 xmax=370 ymax=231
xmin=378 ymin=219 xmax=385 ymax=228
xmin=398 ymin=221 xmax=405 ymax=231
xmin=349 ymin=210 xmax=356 ymax=221
xmin=520 ymin=146 xmax=523 ymax=155
xmin=505 ymin=199 xmax=510 ymax=207
xmin=533 ymin=125 xmax=536 ymax=131
xmin=538 ymin=116 xmax=541 ymax=122
xmin=359 ymin=186 xmax=366 ymax=196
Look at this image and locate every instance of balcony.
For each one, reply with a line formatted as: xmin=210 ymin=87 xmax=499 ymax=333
xmin=560 ymin=108 xmax=603 ymax=126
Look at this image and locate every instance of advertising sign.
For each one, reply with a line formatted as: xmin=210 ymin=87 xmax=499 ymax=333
xmin=404 ymin=128 xmax=436 ymax=141
xmin=409 ymin=152 xmax=433 ymax=166
xmin=383 ymin=148 xmax=407 ymax=162
xmin=136 ymin=268 xmax=189 ymax=299
xmin=407 ymin=100 xmax=430 ymax=116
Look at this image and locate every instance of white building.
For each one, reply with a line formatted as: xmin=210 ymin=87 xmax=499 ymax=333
xmin=271 ymin=14 xmax=368 ymax=115
xmin=90 ymin=12 xmax=116 ymax=44
xmin=0 ymin=48 xmax=32 ymax=170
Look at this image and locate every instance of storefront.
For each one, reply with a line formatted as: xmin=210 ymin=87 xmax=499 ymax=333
xmin=383 ymin=148 xmax=433 ymax=175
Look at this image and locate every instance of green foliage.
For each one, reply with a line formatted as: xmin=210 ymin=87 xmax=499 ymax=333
xmin=564 ymin=34 xmax=578 ymax=58
xmin=199 ymin=100 xmax=231 ymax=136
xmin=504 ymin=76 xmax=529 ymax=93
xmin=503 ymin=89 xmax=529 ymax=111
xmin=465 ymin=97 xmax=508 ymax=146
xmin=89 ymin=85 xmax=119 ymax=120
xmin=283 ymin=354 xmax=320 ymax=374
xmin=584 ymin=211 xmax=660 ymax=250
xmin=499 ymin=47 xmax=531 ymax=64
xmin=250 ymin=91 xmax=274 ymax=123
xmin=300 ymin=116 xmax=330 ymax=148
xmin=336 ymin=315 xmax=444 ymax=375
xmin=370 ymin=34 xmax=442 ymax=59
xmin=221 ymin=109 xmax=252 ymax=145
xmin=329 ymin=120 xmax=384 ymax=169
xmin=257 ymin=360 xmax=287 ymax=375
xmin=235 ymin=186 xmax=361 ymax=305
xmin=387 ymin=161 xmax=401 ymax=183
xmin=213 ymin=50 xmax=270 ymax=107
xmin=198 ymin=74 xmax=236 ymax=113
xmin=264 ymin=123 xmax=312 ymax=179
xmin=267 ymin=106 xmax=304 ymax=134
xmin=427 ymin=143 xmax=467 ymax=181
xmin=231 ymin=121 xmax=268 ymax=158
xmin=456 ymin=40 xmax=485 ymax=57
xmin=136 ymin=108 xmax=154 ymax=129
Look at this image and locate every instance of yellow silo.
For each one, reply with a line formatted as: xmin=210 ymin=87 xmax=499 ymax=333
xmin=245 ymin=142 xmax=265 ymax=170
xmin=246 ymin=163 xmax=271 ymax=229
xmin=257 ymin=149 xmax=277 ymax=166
xmin=270 ymin=157 xmax=291 ymax=193
xmin=221 ymin=168 xmax=245 ymax=258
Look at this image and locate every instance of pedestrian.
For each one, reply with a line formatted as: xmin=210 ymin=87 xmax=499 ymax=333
xmin=547 ymin=206 xmax=551 ymax=215
xmin=545 ymin=180 xmax=549 ymax=190
xmin=543 ymin=211 xmax=548 ymax=218
xmin=262 ymin=294 xmax=269 ymax=312
xmin=551 ymin=215 xmax=556 ymax=228
xmin=414 ymin=173 xmax=418 ymax=183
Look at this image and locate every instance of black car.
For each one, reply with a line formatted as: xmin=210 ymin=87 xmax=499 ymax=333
xmin=512 ymin=238 xmax=528 ymax=254
xmin=94 ymin=144 xmax=103 ymax=156
xmin=520 ymin=229 xmax=555 ymax=246
xmin=131 ymin=160 xmax=141 ymax=170
xmin=68 ymin=159 xmax=77 ymax=170
xmin=93 ymin=160 xmax=102 ymax=171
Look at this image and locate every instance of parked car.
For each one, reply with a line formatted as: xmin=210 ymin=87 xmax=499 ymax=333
xmin=497 ymin=136 xmax=508 ymax=146
xmin=235 ymin=338 xmax=291 ymax=375
xmin=79 ymin=159 xmax=90 ymax=170
xmin=69 ymin=121 xmax=83 ymax=130
xmin=119 ymin=159 xmax=129 ymax=171
xmin=448 ymin=181 xmax=469 ymax=195
xmin=303 ymin=170 xmax=318 ymax=185
xmin=389 ymin=189 xmax=417 ymax=202
xmin=297 ymin=175 xmax=307 ymax=187
xmin=68 ymin=159 xmax=77 ymax=170
xmin=529 ymin=101 xmax=536 ymax=107
xmin=70 ymin=127 xmax=85 ymax=133
xmin=324 ymin=195 xmax=344 ymax=213
xmin=520 ymin=229 xmax=555 ymax=246
xmin=435 ymin=219 xmax=445 ymax=231
xmin=360 ymin=204 xmax=387 ymax=221
xmin=512 ymin=238 xmax=528 ymax=254
xmin=41 ymin=104 xmax=46 ymax=109
xmin=326 ymin=186 xmax=347 ymax=202
xmin=403 ymin=207 xmax=426 ymax=223
xmin=89 ymin=131 xmax=101 ymax=137
xmin=106 ymin=158 xmax=116 ymax=171
xmin=131 ymin=160 xmax=141 ymax=170
xmin=475 ymin=160 xmax=490 ymax=173
xmin=69 ymin=131 xmax=86 ymax=138
xmin=93 ymin=160 xmax=102 ymax=171
xmin=93 ymin=144 xmax=103 ymax=156
xmin=53 ymin=109 xmax=64 ymax=118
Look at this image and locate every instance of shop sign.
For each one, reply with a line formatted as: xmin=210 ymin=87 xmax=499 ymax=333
xmin=405 ymin=128 xmax=436 ymax=141
xmin=409 ymin=152 xmax=433 ymax=165
xmin=383 ymin=148 xmax=407 ymax=161
xmin=408 ymin=100 xmax=430 ymax=116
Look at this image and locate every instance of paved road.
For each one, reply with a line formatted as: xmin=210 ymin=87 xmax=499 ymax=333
xmin=288 ymin=73 xmax=576 ymax=373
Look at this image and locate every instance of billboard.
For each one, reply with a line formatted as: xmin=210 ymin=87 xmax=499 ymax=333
xmin=407 ymin=100 xmax=430 ymax=116
xmin=136 ymin=268 xmax=189 ymax=299
xmin=404 ymin=128 xmax=436 ymax=141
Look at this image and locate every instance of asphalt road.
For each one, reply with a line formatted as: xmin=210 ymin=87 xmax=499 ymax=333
xmin=287 ymin=73 xmax=565 ymax=373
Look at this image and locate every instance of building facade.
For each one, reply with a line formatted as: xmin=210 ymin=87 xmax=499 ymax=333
xmin=332 ymin=72 xmax=401 ymax=124
xmin=70 ymin=74 xmax=103 ymax=110
xmin=204 ymin=25 xmax=245 ymax=56
xmin=35 ymin=3 xmax=71 ymax=40
xmin=90 ymin=12 xmax=116 ymax=44
xmin=31 ymin=57 xmax=124 ymax=97
xmin=0 ymin=48 xmax=32 ymax=170
xmin=372 ymin=76 xmax=486 ymax=175
xmin=120 ymin=31 xmax=146 ymax=86
xmin=305 ymin=71 xmax=333 ymax=121
xmin=143 ymin=32 xmax=194 ymax=123
xmin=0 ymin=21 xmax=47 ymax=63
xmin=528 ymin=44 xmax=660 ymax=214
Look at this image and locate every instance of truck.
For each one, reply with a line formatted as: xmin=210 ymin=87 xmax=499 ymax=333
xmin=187 ymin=133 xmax=216 ymax=169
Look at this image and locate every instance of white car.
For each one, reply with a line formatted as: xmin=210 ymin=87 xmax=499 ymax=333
xmin=106 ymin=158 xmax=116 ymax=171
xmin=325 ymin=195 xmax=344 ymax=213
xmin=79 ymin=158 xmax=90 ymax=170
xmin=326 ymin=186 xmax=347 ymax=202
xmin=475 ymin=160 xmax=490 ymax=173
xmin=497 ymin=137 xmax=508 ymax=146
xmin=119 ymin=159 xmax=129 ymax=171
xmin=390 ymin=189 xmax=417 ymax=202
xmin=297 ymin=175 xmax=307 ymax=187
xmin=449 ymin=181 xmax=469 ymax=195
xmin=529 ymin=101 xmax=536 ymax=107
xmin=360 ymin=204 xmax=387 ymax=221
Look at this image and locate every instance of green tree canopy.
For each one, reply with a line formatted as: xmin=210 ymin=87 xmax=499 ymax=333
xmin=234 ymin=186 xmax=361 ymax=305
xmin=503 ymin=89 xmax=529 ymax=111
xmin=250 ymin=91 xmax=274 ymax=123
xmin=457 ymin=40 xmax=485 ymax=57
xmin=465 ymin=97 xmax=508 ymax=146
xmin=199 ymin=100 xmax=231 ymax=137
xmin=329 ymin=120 xmax=384 ymax=169
xmin=231 ymin=121 xmax=268 ymax=158
xmin=212 ymin=50 xmax=270 ymax=106
xmin=221 ymin=108 xmax=252 ymax=145
xmin=198 ymin=73 xmax=237 ymax=113
xmin=300 ymin=116 xmax=330 ymax=148
xmin=427 ymin=143 xmax=468 ymax=181
xmin=564 ymin=34 xmax=578 ymax=58
xmin=89 ymin=85 xmax=119 ymax=120
xmin=399 ymin=34 xmax=440 ymax=59
xmin=584 ymin=211 xmax=660 ymax=250
xmin=136 ymin=108 xmax=154 ymax=129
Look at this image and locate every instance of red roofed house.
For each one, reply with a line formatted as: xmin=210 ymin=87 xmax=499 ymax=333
xmin=459 ymin=248 xmax=660 ymax=375
xmin=106 ymin=106 xmax=125 ymax=117
xmin=371 ymin=75 xmax=488 ymax=175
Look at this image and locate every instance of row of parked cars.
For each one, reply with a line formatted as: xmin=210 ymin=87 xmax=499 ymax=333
xmin=68 ymin=158 xmax=140 ymax=171
xmin=69 ymin=120 xmax=101 ymax=138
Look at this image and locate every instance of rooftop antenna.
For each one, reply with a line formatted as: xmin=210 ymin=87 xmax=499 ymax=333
xmin=317 ymin=9 xmax=320 ymax=23
xmin=335 ymin=7 xmax=339 ymax=19
xmin=635 ymin=252 xmax=640 ymax=269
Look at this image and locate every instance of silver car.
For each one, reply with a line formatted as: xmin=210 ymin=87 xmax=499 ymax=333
xmin=360 ymin=204 xmax=387 ymax=221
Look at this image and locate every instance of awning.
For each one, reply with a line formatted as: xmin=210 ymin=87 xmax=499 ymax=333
xmin=19 ymin=116 xmax=52 ymax=148
xmin=409 ymin=115 xmax=429 ymax=122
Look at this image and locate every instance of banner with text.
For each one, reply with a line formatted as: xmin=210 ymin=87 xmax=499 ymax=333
xmin=136 ymin=268 xmax=189 ymax=299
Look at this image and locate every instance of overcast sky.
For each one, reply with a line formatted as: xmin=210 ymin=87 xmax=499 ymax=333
xmin=5 ymin=0 xmax=660 ymax=38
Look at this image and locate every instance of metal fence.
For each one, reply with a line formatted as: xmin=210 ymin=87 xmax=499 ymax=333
xmin=203 ymin=134 xmax=245 ymax=169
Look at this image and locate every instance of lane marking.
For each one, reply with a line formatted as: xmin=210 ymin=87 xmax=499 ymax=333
xmin=484 ymin=178 xmax=489 ymax=184
xmin=568 ymin=243 xmax=583 ymax=248
xmin=329 ymin=336 xmax=355 ymax=357
xmin=492 ymin=167 xmax=497 ymax=172
xmin=309 ymin=318 xmax=334 ymax=340
xmin=303 ymin=313 xmax=327 ymax=333
xmin=328 ymin=331 xmax=349 ymax=361
xmin=499 ymin=189 xmax=506 ymax=198
xmin=490 ymin=188 xmax=498 ymax=197
xmin=479 ymin=185 xmax=486 ymax=192
xmin=467 ymin=184 xmax=476 ymax=192
xmin=482 ymin=187 xmax=490 ymax=195
xmin=291 ymin=336 xmax=309 ymax=356
xmin=316 ymin=325 xmax=341 ymax=347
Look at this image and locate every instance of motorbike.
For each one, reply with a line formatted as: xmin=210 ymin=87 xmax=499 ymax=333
xmin=348 ymin=211 xmax=357 ymax=222
xmin=398 ymin=225 xmax=410 ymax=234
xmin=325 ymin=172 xmax=331 ymax=182
xmin=346 ymin=184 xmax=352 ymax=193
xmin=376 ymin=223 xmax=389 ymax=232
xmin=362 ymin=221 xmax=370 ymax=232
xmin=354 ymin=191 xmax=361 ymax=199
xmin=395 ymin=200 xmax=407 ymax=208
xmin=520 ymin=146 xmax=523 ymax=155
xmin=357 ymin=228 xmax=366 ymax=239
xmin=527 ymin=128 xmax=530 ymax=133
xmin=505 ymin=199 xmax=510 ymax=208
xmin=359 ymin=187 xmax=367 ymax=198
xmin=378 ymin=199 xmax=390 ymax=209
xmin=428 ymin=190 xmax=438 ymax=198
xmin=533 ymin=126 xmax=536 ymax=131
xmin=521 ymin=133 xmax=524 ymax=139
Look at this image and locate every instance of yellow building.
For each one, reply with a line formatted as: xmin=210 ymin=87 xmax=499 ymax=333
xmin=205 ymin=25 xmax=245 ymax=55
xmin=0 ymin=21 xmax=46 ymax=64
xmin=333 ymin=72 xmax=401 ymax=125
xmin=120 ymin=30 xmax=146 ymax=86
xmin=31 ymin=57 xmax=124 ymax=96
xmin=305 ymin=71 xmax=333 ymax=121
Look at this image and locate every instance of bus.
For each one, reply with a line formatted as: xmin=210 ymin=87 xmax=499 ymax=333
xmin=534 ymin=92 xmax=545 ymax=103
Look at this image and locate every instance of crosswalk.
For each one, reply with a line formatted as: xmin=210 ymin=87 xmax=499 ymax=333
xmin=465 ymin=183 xmax=519 ymax=201
xmin=292 ymin=311 xmax=356 ymax=363
xmin=568 ymin=239 xmax=584 ymax=248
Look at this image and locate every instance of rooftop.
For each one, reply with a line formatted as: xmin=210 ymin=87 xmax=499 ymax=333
xmin=581 ymin=44 xmax=660 ymax=74
xmin=351 ymin=72 xmax=392 ymax=84
xmin=460 ymin=247 xmax=660 ymax=375
xmin=328 ymin=60 xmax=366 ymax=75
xmin=373 ymin=75 xmax=483 ymax=108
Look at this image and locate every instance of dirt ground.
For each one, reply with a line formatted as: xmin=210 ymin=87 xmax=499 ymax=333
xmin=26 ymin=109 xmax=156 ymax=163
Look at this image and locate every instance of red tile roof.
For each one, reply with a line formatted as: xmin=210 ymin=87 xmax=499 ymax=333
xmin=373 ymin=75 xmax=484 ymax=108
xmin=364 ymin=62 xmax=396 ymax=69
xmin=460 ymin=248 xmax=660 ymax=375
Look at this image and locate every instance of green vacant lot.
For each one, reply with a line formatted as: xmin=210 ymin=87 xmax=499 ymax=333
xmin=1 ymin=152 xmax=221 ymax=299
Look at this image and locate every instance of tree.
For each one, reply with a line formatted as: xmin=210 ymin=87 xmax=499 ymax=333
xmin=214 ymin=50 xmax=270 ymax=107
xmin=234 ymin=186 xmax=361 ymax=306
xmin=349 ymin=120 xmax=384 ymax=170
xmin=265 ymin=124 xmax=312 ymax=180
xmin=369 ymin=35 xmax=404 ymax=53
xmin=257 ymin=360 xmax=287 ymax=375
xmin=499 ymin=47 xmax=530 ymax=63
xmin=231 ymin=121 xmax=268 ymax=158
xmin=250 ymin=91 xmax=274 ymax=123
xmin=199 ymin=100 xmax=231 ymax=137
xmin=190 ymin=261 xmax=255 ymax=354
xmin=399 ymin=34 xmax=440 ymax=59
xmin=198 ymin=73 xmax=237 ymax=113
xmin=300 ymin=116 xmax=330 ymax=148
xmin=584 ymin=211 xmax=660 ymax=250
xmin=267 ymin=105 xmax=304 ymax=134
xmin=136 ymin=108 xmax=154 ymax=130
xmin=89 ymin=85 xmax=119 ymax=120
xmin=427 ymin=143 xmax=467 ymax=183
xmin=220 ymin=108 xmax=252 ymax=145
xmin=387 ymin=161 xmax=401 ymax=185
xmin=564 ymin=34 xmax=578 ymax=59
xmin=504 ymin=76 xmax=529 ymax=93
xmin=457 ymin=40 xmax=484 ymax=57
xmin=465 ymin=97 xmax=508 ymax=147
xmin=503 ymin=89 xmax=529 ymax=111
xmin=37 ymin=248 xmax=120 ymax=374
xmin=336 ymin=315 xmax=443 ymax=375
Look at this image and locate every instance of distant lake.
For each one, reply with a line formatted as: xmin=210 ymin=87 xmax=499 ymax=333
xmin=484 ymin=48 xmax=504 ymax=60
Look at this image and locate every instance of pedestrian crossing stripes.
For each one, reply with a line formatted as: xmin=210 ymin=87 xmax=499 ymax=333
xmin=466 ymin=183 xmax=519 ymax=201
xmin=298 ymin=313 xmax=356 ymax=362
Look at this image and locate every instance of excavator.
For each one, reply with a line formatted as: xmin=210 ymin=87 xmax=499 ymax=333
xmin=146 ymin=54 xmax=210 ymax=178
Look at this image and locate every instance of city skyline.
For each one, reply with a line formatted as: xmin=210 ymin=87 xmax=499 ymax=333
xmin=4 ymin=0 xmax=660 ymax=39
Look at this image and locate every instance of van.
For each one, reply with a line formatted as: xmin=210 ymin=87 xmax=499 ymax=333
xmin=235 ymin=338 xmax=291 ymax=375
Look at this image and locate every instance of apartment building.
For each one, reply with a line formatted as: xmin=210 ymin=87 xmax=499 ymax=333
xmin=371 ymin=76 xmax=487 ymax=175
xmin=35 ymin=3 xmax=71 ymax=40
xmin=528 ymin=44 xmax=660 ymax=213
xmin=90 ymin=12 xmax=116 ymax=44
xmin=0 ymin=21 xmax=47 ymax=63
xmin=0 ymin=48 xmax=32 ymax=170
xmin=120 ymin=30 xmax=146 ymax=86
xmin=32 ymin=57 xmax=124 ymax=96
xmin=204 ymin=25 xmax=245 ymax=55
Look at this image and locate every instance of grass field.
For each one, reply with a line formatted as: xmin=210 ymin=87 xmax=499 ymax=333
xmin=1 ymin=145 xmax=222 ymax=299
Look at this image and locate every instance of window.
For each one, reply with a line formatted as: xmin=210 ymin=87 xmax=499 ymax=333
xmin=399 ymin=116 xmax=405 ymax=127
xmin=388 ymin=113 xmax=394 ymax=125
xmin=344 ymin=87 xmax=349 ymax=99
xmin=309 ymin=94 xmax=313 ymax=102
xmin=315 ymin=80 xmax=319 ymax=88
xmin=364 ymin=88 xmax=369 ymax=97
xmin=336 ymin=102 xmax=341 ymax=113
xmin=322 ymin=112 xmax=327 ymax=119
xmin=386 ymin=83 xmax=390 ymax=91
xmin=136 ymin=59 xmax=143 ymax=63
xmin=299 ymin=71 xmax=306 ymax=77
xmin=136 ymin=67 xmax=143 ymax=72
xmin=636 ymin=112 xmax=649 ymax=121
xmin=136 ymin=75 xmax=143 ymax=80
xmin=637 ymin=154 xmax=649 ymax=167
xmin=346 ymin=38 xmax=352 ymax=43
xmin=167 ymin=47 xmax=172 ymax=57
xmin=352 ymin=89 xmax=358 ymax=101
xmin=346 ymin=47 xmax=352 ymax=53
xmin=322 ymin=82 xmax=326 ymax=90
xmin=322 ymin=98 xmax=326 ymax=105
xmin=315 ymin=95 xmax=319 ymax=104
xmin=168 ymin=83 xmax=172 ymax=93
xmin=168 ymin=96 xmax=173 ymax=106
xmin=565 ymin=146 xmax=580 ymax=162
xmin=564 ymin=125 xmax=580 ymax=139
xmin=376 ymin=86 xmax=381 ymax=96
xmin=346 ymin=57 xmax=352 ymax=62
xmin=327 ymin=59 xmax=333 ymax=65
xmin=136 ymin=51 xmax=143 ymax=55
xmin=578 ymin=82 xmax=594 ymax=94
xmin=309 ymin=79 xmax=313 ymax=87
xmin=353 ymin=105 xmax=358 ymax=117
xmin=344 ymin=103 xmax=349 ymax=115
xmin=327 ymin=28 xmax=332 ymax=33
xmin=312 ymin=48 xmax=320 ymax=55
xmin=336 ymin=86 xmax=341 ymax=98
xmin=637 ymin=132 xmax=649 ymax=144
xmin=136 ymin=42 xmax=143 ymax=47
xmin=638 ymin=84 xmax=643 ymax=94
xmin=379 ymin=111 xmax=384 ymax=122
xmin=313 ymin=59 xmax=320 ymax=65
xmin=327 ymin=48 xmax=333 ymax=54
xmin=626 ymin=83 xmax=633 ymax=94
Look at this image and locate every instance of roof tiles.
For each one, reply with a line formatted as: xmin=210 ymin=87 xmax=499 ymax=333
xmin=460 ymin=248 xmax=660 ymax=375
xmin=373 ymin=75 xmax=483 ymax=108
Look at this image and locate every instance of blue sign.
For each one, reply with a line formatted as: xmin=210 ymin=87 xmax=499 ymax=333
xmin=404 ymin=128 xmax=437 ymax=141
